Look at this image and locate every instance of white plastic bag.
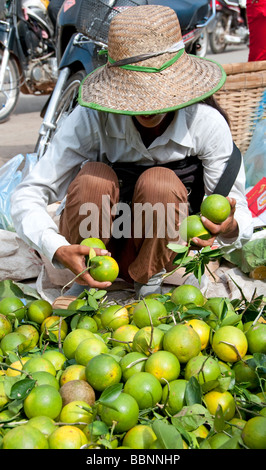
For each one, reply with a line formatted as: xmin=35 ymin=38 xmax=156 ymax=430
xmin=244 ymin=118 xmax=266 ymax=188
xmin=0 ymin=153 xmax=37 ymax=231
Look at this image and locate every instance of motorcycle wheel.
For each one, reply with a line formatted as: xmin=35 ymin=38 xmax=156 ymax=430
xmin=209 ymin=13 xmax=227 ymax=54
xmin=0 ymin=51 xmax=20 ymax=123
xmin=35 ymin=70 xmax=86 ymax=157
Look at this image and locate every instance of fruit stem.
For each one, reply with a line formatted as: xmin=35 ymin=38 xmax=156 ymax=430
xmin=125 ymin=357 xmax=148 ymax=369
xmin=218 ymin=341 xmax=242 ymax=361
xmin=61 ymin=266 xmax=91 ymax=295
xmin=142 ymin=297 xmax=154 ymax=352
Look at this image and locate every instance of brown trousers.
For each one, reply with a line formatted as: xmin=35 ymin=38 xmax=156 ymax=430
xmin=59 ymin=162 xmax=188 ymax=284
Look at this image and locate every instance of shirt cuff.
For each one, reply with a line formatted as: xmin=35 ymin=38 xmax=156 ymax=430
xmin=41 ymin=230 xmax=71 ymax=268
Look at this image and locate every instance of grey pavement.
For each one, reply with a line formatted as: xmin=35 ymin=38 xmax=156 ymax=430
xmin=0 ymin=45 xmax=249 ymax=169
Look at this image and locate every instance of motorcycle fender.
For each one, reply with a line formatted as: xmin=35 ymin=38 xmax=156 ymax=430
xmin=59 ymin=35 xmax=99 ymax=75
xmin=0 ymin=22 xmax=10 ymax=48
xmin=0 ymin=26 xmax=20 ymax=58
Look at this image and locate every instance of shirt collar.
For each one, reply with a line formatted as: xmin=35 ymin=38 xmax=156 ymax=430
xmin=104 ymin=108 xmax=193 ymax=149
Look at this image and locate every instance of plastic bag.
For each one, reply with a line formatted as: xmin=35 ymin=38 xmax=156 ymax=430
xmin=244 ymin=118 xmax=266 ymax=188
xmin=0 ymin=153 xmax=38 ymax=231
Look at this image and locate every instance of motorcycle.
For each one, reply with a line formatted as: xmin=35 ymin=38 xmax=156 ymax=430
xmin=0 ymin=0 xmax=57 ymax=123
xmin=35 ymin=0 xmax=216 ymax=159
xmin=208 ymin=0 xmax=249 ymax=54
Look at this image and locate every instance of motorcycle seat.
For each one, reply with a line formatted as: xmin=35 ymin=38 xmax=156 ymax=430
xmin=149 ymin=0 xmax=209 ymax=30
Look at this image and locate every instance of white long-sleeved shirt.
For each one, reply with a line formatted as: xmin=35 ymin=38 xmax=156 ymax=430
xmin=10 ymin=103 xmax=253 ymax=265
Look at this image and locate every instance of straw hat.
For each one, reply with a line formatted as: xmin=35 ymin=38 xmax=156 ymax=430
xmin=79 ymin=4 xmax=226 ymax=115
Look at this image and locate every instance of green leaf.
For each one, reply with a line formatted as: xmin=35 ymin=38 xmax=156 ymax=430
xmin=0 ymin=280 xmax=40 ymax=301
xmin=89 ymin=248 xmax=97 ymax=260
xmin=9 ymin=378 xmax=36 ymax=400
xmin=214 ymin=404 xmax=226 ymax=432
xmin=218 ymin=435 xmax=241 ymax=449
xmin=87 ymin=420 xmax=109 ymax=437
xmin=98 ymin=383 xmax=123 ymax=406
xmin=185 ymin=377 xmax=202 ymax=405
xmin=184 ymin=307 xmax=211 ymax=319
xmin=93 ymin=290 xmax=107 ymax=300
xmin=88 ymin=295 xmax=99 ymax=311
xmin=152 ymin=419 xmax=183 ymax=449
xmin=53 ymin=308 xmax=77 ymax=317
xmin=167 ymin=243 xmax=188 ymax=254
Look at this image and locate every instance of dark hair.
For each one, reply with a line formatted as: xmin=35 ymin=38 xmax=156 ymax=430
xmin=203 ymin=95 xmax=231 ymax=127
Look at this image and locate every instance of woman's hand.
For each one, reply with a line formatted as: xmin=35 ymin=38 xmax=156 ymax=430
xmin=54 ymin=244 xmax=112 ymax=288
xmin=191 ymin=197 xmax=239 ymax=248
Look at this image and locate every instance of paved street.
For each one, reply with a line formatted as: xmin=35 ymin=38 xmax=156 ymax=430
xmin=0 ymin=44 xmax=249 ymax=168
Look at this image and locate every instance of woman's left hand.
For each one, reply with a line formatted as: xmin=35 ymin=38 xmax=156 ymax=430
xmin=191 ymin=197 xmax=239 ymax=247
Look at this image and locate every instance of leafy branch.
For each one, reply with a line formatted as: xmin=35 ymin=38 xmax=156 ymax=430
xmin=164 ymin=243 xmax=223 ymax=285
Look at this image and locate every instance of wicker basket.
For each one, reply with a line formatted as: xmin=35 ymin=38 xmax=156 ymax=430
xmin=215 ymin=60 xmax=266 ymax=154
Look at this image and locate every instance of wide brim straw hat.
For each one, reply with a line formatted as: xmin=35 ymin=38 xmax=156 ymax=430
xmin=79 ymin=4 xmax=226 ymax=115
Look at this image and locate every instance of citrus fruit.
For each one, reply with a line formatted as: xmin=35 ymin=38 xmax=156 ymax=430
xmin=75 ymin=337 xmax=109 ymax=366
xmin=110 ymin=345 xmax=127 ymax=358
xmin=89 ymin=255 xmax=119 ymax=283
xmin=232 ymin=355 xmax=260 ymax=390
xmin=73 ymin=314 xmax=98 ymax=332
xmin=0 ymin=409 xmax=17 ymax=422
xmin=192 ymin=424 xmax=209 ymax=440
xmin=80 ymin=237 xmax=106 ymax=249
xmin=100 ymin=304 xmax=130 ymax=330
xmin=28 ymin=415 xmax=57 ymax=438
xmin=6 ymin=357 xmax=30 ymax=377
xmin=245 ymin=323 xmax=266 ymax=354
xmin=132 ymin=299 xmax=167 ymax=329
xmin=27 ymin=299 xmax=53 ymax=324
xmin=31 ymin=371 xmax=60 ymax=390
xmin=163 ymin=323 xmax=201 ymax=363
xmin=241 ymin=416 xmax=266 ymax=449
xmin=0 ymin=296 xmax=26 ymax=322
xmin=42 ymin=349 xmax=67 ymax=371
xmin=200 ymin=194 xmax=231 ymax=224
xmin=171 ymin=284 xmax=205 ymax=307
xmin=132 ymin=326 xmax=164 ymax=356
xmin=59 ymin=364 xmax=86 ymax=386
xmin=59 ymin=400 xmax=93 ymax=429
xmin=161 ymin=379 xmax=188 ymax=415
xmin=99 ymin=392 xmax=139 ymax=433
xmin=2 ymin=424 xmax=49 ymax=449
xmin=204 ymin=389 xmax=236 ymax=420
xmin=0 ymin=331 xmax=27 ymax=355
xmin=122 ymin=424 xmax=157 ymax=449
xmin=120 ymin=351 xmax=147 ymax=382
xmin=59 ymin=379 xmax=95 ymax=407
xmin=111 ymin=324 xmax=139 ymax=352
xmin=62 ymin=328 xmax=95 ymax=359
xmin=23 ymin=384 xmax=63 ymax=419
xmin=186 ymin=318 xmax=211 ymax=350
xmin=212 ymin=325 xmax=248 ymax=362
xmin=48 ymin=425 xmax=88 ymax=449
xmin=22 ymin=356 xmax=56 ymax=376
xmin=40 ymin=315 xmax=68 ymax=342
xmin=226 ymin=417 xmax=246 ymax=436
xmin=207 ymin=432 xmax=238 ymax=449
xmin=123 ymin=371 xmax=162 ymax=409
xmin=144 ymin=350 xmax=180 ymax=384
xmin=0 ymin=314 xmax=12 ymax=340
xmin=85 ymin=354 xmax=122 ymax=391
xmin=0 ymin=380 xmax=10 ymax=407
xmin=15 ymin=324 xmax=39 ymax=350
xmin=179 ymin=215 xmax=211 ymax=242
xmin=184 ymin=355 xmax=221 ymax=385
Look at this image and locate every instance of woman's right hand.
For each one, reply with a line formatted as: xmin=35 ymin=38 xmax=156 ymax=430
xmin=54 ymin=244 xmax=112 ymax=288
